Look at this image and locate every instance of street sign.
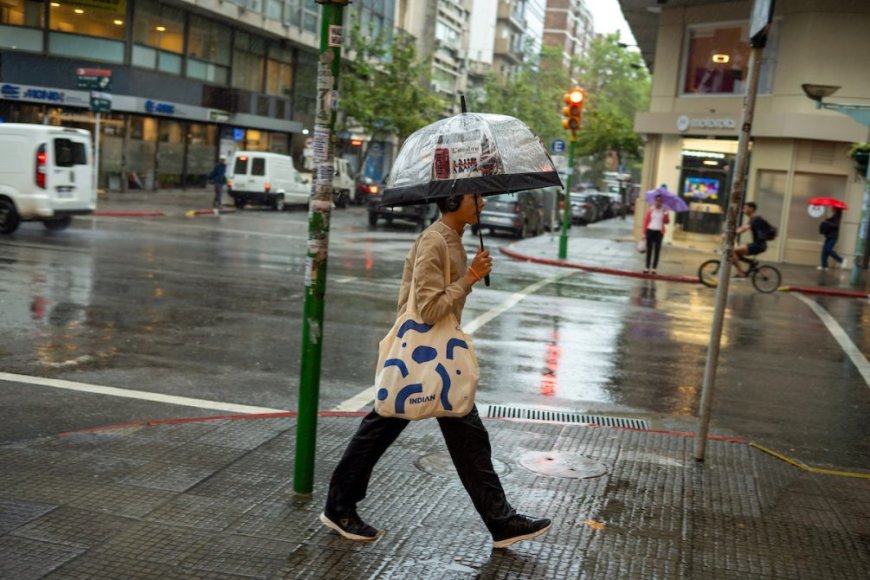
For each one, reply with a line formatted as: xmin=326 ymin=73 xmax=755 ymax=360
xmin=551 ymin=139 xmax=566 ymax=154
xmin=209 ymin=110 xmax=230 ymax=123
xmin=76 ymin=68 xmax=112 ymax=91
xmin=89 ymin=91 xmax=112 ymax=113
xmin=749 ymin=0 xmax=775 ymax=48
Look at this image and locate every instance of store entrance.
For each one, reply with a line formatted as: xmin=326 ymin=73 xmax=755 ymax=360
xmin=676 ymin=139 xmax=737 ymax=235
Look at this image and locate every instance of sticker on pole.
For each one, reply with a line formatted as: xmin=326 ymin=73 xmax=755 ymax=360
xmin=328 ymin=25 xmax=343 ymax=48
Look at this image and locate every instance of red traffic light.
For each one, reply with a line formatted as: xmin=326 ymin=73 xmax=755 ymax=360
xmin=567 ymin=90 xmax=584 ymax=104
xmin=562 ymin=87 xmax=585 ymax=133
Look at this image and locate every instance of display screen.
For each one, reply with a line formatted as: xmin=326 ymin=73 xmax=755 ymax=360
xmin=684 ymin=177 xmax=720 ymax=200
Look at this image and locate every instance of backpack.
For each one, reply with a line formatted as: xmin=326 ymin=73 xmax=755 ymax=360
xmin=757 ymin=217 xmax=777 ymax=241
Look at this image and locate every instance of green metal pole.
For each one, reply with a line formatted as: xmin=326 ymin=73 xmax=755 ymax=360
xmin=850 ymin=160 xmax=870 ymax=285
xmin=294 ymin=1 xmax=345 ymax=494
xmin=559 ymin=136 xmax=576 ymax=259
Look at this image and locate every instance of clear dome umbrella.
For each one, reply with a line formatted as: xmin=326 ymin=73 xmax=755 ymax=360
xmin=382 ymin=102 xmax=562 ymax=285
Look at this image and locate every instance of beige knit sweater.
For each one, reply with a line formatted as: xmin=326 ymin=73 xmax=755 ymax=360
xmin=397 ymin=221 xmax=474 ymax=325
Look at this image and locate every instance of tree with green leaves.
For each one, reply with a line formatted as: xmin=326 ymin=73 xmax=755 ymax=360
xmin=572 ymin=34 xmax=651 ymax=182
xmin=340 ymin=21 xmax=446 ymax=177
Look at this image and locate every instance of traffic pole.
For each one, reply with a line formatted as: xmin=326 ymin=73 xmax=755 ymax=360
xmin=850 ymin=158 xmax=870 ymax=285
xmin=294 ymin=0 xmax=346 ymax=494
xmin=693 ymin=42 xmax=764 ymax=462
xmin=559 ymin=136 xmax=576 ymax=259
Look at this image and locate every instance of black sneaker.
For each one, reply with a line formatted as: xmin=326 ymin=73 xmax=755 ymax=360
xmin=320 ymin=509 xmax=382 ymax=542
xmin=491 ymin=514 xmax=552 ymax=549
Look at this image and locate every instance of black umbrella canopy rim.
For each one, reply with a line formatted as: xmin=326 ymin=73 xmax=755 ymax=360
xmin=381 ymin=170 xmax=563 ymax=207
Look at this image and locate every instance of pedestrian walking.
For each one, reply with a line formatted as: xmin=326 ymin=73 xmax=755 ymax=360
xmin=642 ymin=193 xmax=669 ymax=274
xmin=321 ymin=191 xmax=552 ymax=549
xmin=207 ymin=156 xmax=227 ymax=214
xmin=818 ymin=208 xmax=847 ymax=270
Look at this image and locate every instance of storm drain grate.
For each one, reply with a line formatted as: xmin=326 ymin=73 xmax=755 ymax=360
xmin=481 ymin=404 xmax=649 ymax=430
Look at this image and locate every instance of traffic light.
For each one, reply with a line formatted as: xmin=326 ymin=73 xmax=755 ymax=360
xmin=562 ymin=87 xmax=585 ymax=133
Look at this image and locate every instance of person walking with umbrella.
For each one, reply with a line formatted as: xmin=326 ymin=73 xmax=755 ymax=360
xmin=320 ymin=190 xmax=552 ymax=549
xmin=819 ymin=207 xmax=847 ymax=270
xmin=642 ymin=191 xmax=670 ymax=274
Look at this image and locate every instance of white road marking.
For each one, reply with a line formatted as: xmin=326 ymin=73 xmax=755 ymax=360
xmin=332 ymin=270 xmax=575 ymax=411
xmin=0 ymin=372 xmax=286 ymax=414
xmin=792 ymin=293 xmax=870 ymax=387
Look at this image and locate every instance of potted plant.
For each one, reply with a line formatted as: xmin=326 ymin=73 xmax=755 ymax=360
xmin=848 ymin=143 xmax=870 ymax=177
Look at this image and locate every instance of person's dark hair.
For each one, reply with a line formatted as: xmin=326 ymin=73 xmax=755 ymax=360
xmin=436 ymin=194 xmax=462 ymax=213
xmin=745 ymin=201 xmax=757 ymax=211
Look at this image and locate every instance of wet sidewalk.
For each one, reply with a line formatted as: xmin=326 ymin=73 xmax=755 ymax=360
xmin=2 ymin=413 xmax=868 ymax=579
xmin=503 ymin=219 xmax=870 ymax=299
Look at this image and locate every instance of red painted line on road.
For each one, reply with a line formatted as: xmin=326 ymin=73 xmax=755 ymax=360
xmin=783 ymin=286 xmax=868 ymax=299
xmin=93 ymin=210 xmax=166 ymax=217
xmin=499 ymin=246 xmax=700 ymax=284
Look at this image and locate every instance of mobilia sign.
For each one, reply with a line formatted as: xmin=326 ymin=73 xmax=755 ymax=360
xmin=676 ymin=115 xmax=737 ymax=133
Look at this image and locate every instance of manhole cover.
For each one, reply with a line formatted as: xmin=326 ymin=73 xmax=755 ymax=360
xmin=415 ymin=453 xmax=510 ymax=478
xmin=518 ymin=451 xmax=607 ymax=479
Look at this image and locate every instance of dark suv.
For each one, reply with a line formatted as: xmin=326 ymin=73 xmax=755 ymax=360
xmin=367 ymin=188 xmax=439 ymax=230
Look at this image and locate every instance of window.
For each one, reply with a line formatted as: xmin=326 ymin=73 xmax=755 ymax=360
xmin=49 ymin=0 xmax=125 ymax=40
xmin=683 ymin=21 xmax=778 ymax=95
xmin=788 ymin=173 xmax=847 ymax=241
xmin=188 ymin=15 xmax=230 ymax=83
xmin=132 ymin=0 xmax=184 ymax=74
xmin=302 ymin=0 xmax=318 ymax=33
xmin=1 ymin=0 xmax=44 ymax=51
xmin=233 ymin=156 xmax=249 ymax=174
xmin=54 ymin=139 xmax=87 ymax=166
xmin=47 ymin=0 xmax=126 ymax=62
xmin=266 ymin=45 xmax=293 ymax=97
xmin=251 ymin=158 xmax=266 ymax=176
xmin=232 ymin=32 xmax=265 ymax=92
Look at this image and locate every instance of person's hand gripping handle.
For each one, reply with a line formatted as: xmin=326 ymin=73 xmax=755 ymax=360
xmin=466 ymin=249 xmax=492 ymax=287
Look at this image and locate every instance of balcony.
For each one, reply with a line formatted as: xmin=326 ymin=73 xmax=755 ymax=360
xmin=497 ymin=3 xmax=526 ymax=32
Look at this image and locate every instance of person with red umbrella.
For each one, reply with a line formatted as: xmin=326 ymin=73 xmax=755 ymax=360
xmin=819 ymin=207 xmax=847 ymax=270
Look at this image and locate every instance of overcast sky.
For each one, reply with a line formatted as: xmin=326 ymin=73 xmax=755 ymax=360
xmin=589 ymin=0 xmax=637 ymax=45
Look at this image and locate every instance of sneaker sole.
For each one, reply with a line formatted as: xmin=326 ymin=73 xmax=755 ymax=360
xmin=492 ymin=522 xmax=552 ymax=549
xmin=319 ymin=512 xmax=382 ymax=543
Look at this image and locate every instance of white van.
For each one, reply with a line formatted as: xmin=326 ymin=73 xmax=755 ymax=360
xmin=301 ymin=157 xmax=356 ymax=207
xmin=227 ymin=151 xmax=310 ymax=211
xmin=0 ymin=124 xmax=96 ymax=234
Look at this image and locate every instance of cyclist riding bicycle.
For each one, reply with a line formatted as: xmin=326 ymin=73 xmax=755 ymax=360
xmin=732 ymin=201 xmax=769 ymax=276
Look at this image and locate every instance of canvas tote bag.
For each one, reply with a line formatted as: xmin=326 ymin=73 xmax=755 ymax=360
xmin=374 ymin=237 xmax=479 ymax=420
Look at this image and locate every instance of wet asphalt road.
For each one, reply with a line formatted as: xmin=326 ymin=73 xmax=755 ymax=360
xmin=1 ymin=206 xmax=868 ymax=471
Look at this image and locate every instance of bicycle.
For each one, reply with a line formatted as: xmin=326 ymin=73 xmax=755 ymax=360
xmin=698 ymin=256 xmax=782 ymax=293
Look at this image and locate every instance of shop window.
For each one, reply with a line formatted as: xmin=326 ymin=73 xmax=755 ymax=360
xmin=186 ymin=123 xmax=217 ymax=187
xmin=188 ymin=15 xmax=230 ymax=83
xmin=755 ymin=170 xmax=785 ymax=246
xmin=682 ymin=21 xmax=778 ymax=95
xmin=132 ymin=0 xmax=184 ymax=75
xmin=157 ymin=119 xmax=184 ymax=188
xmin=294 ymin=50 xmax=317 ymax=117
xmin=232 ymin=31 xmax=265 ymax=92
xmin=0 ymin=0 xmax=43 ymax=51
xmin=246 ymin=129 xmax=266 ymax=151
xmin=788 ymin=173 xmax=847 ymax=241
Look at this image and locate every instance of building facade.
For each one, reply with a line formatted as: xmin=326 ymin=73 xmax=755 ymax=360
xmin=544 ymin=0 xmax=594 ymax=73
xmin=622 ymin=0 xmax=870 ymax=266
xmin=0 ymin=0 xmax=327 ymax=190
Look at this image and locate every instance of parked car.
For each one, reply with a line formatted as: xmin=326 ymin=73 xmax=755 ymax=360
xmin=472 ymin=191 xmax=544 ymax=238
xmin=0 ymin=124 xmax=96 ymax=234
xmin=570 ymin=192 xmax=599 ymax=225
xmin=227 ymin=151 xmax=310 ymax=211
xmin=367 ymin=186 xmax=439 ymax=230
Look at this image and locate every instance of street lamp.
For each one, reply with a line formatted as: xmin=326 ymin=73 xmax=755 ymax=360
xmin=801 ymin=83 xmax=870 ymax=284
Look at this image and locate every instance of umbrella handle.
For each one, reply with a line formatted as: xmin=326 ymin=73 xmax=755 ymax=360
xmin=474 ymin=193 xmax=490 ymax=287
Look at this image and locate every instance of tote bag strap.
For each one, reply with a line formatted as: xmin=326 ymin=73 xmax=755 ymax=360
xmin=405 ymin=231 xmax=452 ymax=318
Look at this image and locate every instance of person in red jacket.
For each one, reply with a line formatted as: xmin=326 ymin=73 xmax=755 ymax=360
xmin=642 ymin=194 xmax=669 ymax=274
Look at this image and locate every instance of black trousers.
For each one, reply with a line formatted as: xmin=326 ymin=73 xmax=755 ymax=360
xmin=326 ymin=406 xmax=515 ymax=531
xmin=645 ymin=229 xmax=663 ymax=269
